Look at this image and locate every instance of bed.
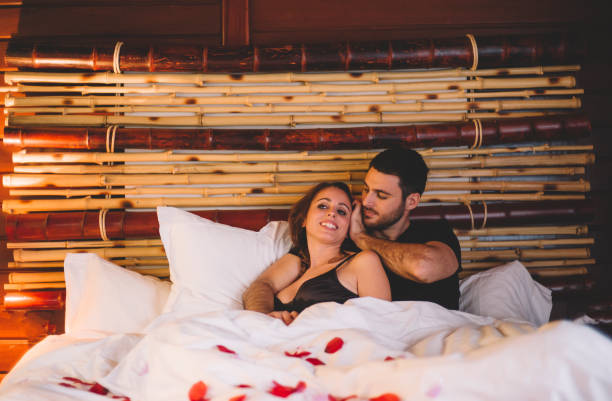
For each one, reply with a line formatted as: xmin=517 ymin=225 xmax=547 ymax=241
xmin=1 ymin=207 xmax=611 ymax=401
xmin=1 ymin=31 xmax=611 ymax=400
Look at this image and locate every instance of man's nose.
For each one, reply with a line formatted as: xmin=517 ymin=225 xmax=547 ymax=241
xmin=362 ymin=192 xmax=375 ymax=207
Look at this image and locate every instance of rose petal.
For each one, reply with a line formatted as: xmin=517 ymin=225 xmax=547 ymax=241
xmin=305 ymin=357 xmax=325 ymax=366
xmin=217 ymin=345 xmax=237 ymax=355
xmin=324 ymin=337 xmax=344 ymax=354
xmin=268 ymin=380 xmax=307 ymax=398
xmin=237 ymin=384 xmax=252 ymax=388
xmin=384 ymin=356 xmax=395 ymax=361
xmin=59 ymin=383 xmax=76 ymax=388
xmin=328 ymin=395 xmax=357 ymax=401
xmin=89 ymin=383 xmax=109 ymax=395
xmin=63 ymin=377 xmax=94 ymax=386
xmin=230 ymin=395 xmax=246 ymax=401
xmin=369 ymin=393 xmax=400 ymax=401
xmin=284 ymin=350 xmax=311 ymax=358
xmin=189 ymin=381 xmax=208 ymax=401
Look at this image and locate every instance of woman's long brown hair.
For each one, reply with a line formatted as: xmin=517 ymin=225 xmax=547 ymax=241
xmin=288 ymin=182 xmax=354 ymax=270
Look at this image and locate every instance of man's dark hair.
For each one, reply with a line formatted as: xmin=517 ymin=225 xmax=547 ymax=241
xmin=369 ymin=148 xmax=429 ymax=198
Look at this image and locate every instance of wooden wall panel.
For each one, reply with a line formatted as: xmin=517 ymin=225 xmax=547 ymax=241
xmin=250 ymin=0 xmax=606 ymax=44
xmin=2 ymin=1 xmax=223 ymax=44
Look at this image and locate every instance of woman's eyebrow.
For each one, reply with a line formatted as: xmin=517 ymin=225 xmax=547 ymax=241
xmin=316 ymin=197 xmax=350 ymax=209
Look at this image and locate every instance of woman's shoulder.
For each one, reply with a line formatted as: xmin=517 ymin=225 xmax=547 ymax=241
xmin=345 ymin=250 xmax=382 ymax=269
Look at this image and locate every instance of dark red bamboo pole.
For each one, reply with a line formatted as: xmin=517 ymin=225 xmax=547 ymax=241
xmin=2 ymin=115 xmax=591 ymax=151
xmin=5 ymin=200 xmax=595 ymax=242
xmin=5 ymin=34 xmax=585 ymax=72
xmin=3 ymin=291 xmax=66 ymax=310
xmin=3 ymin=271 xmax=595 ymax=310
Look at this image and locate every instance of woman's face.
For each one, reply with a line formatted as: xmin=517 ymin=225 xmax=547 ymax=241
xmin=303 ymin=186 xmax=352 ymax=245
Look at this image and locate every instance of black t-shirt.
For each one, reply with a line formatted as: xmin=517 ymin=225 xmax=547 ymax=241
xmin=288 ymin=218 xmax=461 ymax=310
xmin=387 ymin=219 xmax=461 ymax=310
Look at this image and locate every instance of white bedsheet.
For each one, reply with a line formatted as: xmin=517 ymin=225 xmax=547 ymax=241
xmin=1 ymin=298 xmax=611 ymax=401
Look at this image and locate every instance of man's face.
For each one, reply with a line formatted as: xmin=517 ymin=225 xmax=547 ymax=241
xmin=361 ymin=167 xmax=407 ymax=231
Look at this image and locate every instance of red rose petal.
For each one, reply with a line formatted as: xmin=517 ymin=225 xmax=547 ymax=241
xmin=268 ymin=380 xmax=307 ymax=398
xmin=284 ymin=350 xmax=311 ymax=358
xmin=329 ymin=395 xmax=357 ymax=401
xmin=369 ymin=393 xmax=400 ymax=401
xmin=230 ymin=395 xmax=246 ymax=401
xmin=217 ymin=345 xmax=237 ymax=355
xmin=305 ymin=357 xmax=325 ymax=366
xmin=237 ymin=384 xmax=252 ymax=388
xmin=89 ymin=383 xmax=109 ymax=395
xmin=189 ymin=381 xmax=208 ymax=401
xmin=59 ymin=383 xmax=76 ymax=388
xmin=324 ymin=337 xmax=344 ymax=354
xmin=384 ymin=356 xmax=395 ymax=361
xmin=63 ymin=377 xmax=94 ymax=386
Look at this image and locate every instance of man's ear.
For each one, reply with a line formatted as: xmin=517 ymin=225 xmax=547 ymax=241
xmin=404 ymin=193 xmax=420 ymax=212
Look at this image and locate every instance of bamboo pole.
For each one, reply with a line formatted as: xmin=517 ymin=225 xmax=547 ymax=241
xmin=14 ymin=266 xmax=590 ymax=287
xmin=4 ymin=98 xmax=581 ymax=115
xmin=2 ymin=171 xmax=589 ymax=192
xmin=6 ymin=111 xmax=553 ymax=127
xmin=4 ymin=283 xmax=66 ymax=290
xmin=8 ymin=259 xmax=170 ymax=268
xmin=4 ymin=76 xmax=577 ymax=95
xmin=459 ymin=266 xmax=589 ymax=279
xmin=9 ymin=272 xmax=64 ymax=283
xmin=4 ymin=88 xmax=585 ymax=107
xmin=462 ymin=258 xmax=596 ymax=269
xmin=462 ymin=248 xmax=590 ymax=260
xmin=11 ymin=160 xmax=370 ymax=175
xmin=7 ymin=236 xmax=593 ymax=250
xmin=527 ymin=267 xmax=589 ymax=277
xmin=8 ymin=184 xmax=363 ymax=198
xmin=8 ymin=239 xmax=164 ymax=249
xmin=11 ymin=164 xmax=586 ymax=179
xmin=2 ymin=115 xmax=591 ymax=151
xmin=12 ymin=245 xmax=591 ymax=262
xmin=8 ymin=268 xmax=170 ymax=284
xmin=2 ymin=171 xmax=367 ymax=187
xmin=2 ymin=66 xmax=581 ymax=85
xmin=459 ymin=238 xmax=594 ymax=248
xmin=1 ymin=193 xmax=586 ymax=214
xmin=456 ymin=225 xmax=588 ymax=237
xmin=0 ymin=227 xmax=569 ymax=251
xmin=8 ymin=179 xmax=590 ymax=198
xmin=13 ymin=246 xmax=166 ymax=262
xmin=10 ymin=146 xmax=594 ymax=164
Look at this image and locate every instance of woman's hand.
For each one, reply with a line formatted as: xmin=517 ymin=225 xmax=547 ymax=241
xmin=268 ymin=310 xmax=298 ymax=325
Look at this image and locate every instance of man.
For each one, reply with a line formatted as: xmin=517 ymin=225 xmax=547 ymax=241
xmin=349 ymin=148 xmax=461 ymax=309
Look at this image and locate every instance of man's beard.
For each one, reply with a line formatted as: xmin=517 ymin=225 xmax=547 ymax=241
xmin=362 ymin=204 xmax=405 ymax=231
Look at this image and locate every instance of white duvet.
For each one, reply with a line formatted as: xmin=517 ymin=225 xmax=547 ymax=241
xmin=1 ymin=298 xmax=611 ymax=401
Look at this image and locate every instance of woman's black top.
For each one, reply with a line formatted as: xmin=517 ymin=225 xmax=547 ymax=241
xmin=274 ymin=254 xmax=358 ymax=313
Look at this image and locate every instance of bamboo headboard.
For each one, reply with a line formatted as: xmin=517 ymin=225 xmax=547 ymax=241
xmin=0 ymin=33 xmax=603 ymax=325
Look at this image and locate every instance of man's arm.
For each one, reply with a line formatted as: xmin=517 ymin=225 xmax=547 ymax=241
xmin=350 ymin=202 xmax=458 ymax=284
xmin=243 ymin=253 xmax=301 ymax=313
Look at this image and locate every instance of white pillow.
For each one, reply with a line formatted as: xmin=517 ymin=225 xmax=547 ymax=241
xmin=157 ymin=206 xmax=292 ymax=315
xmin=64 ymin=253 xmax=171 ymax=334
xmin=459 ymin=260 xmax=552 ymax=326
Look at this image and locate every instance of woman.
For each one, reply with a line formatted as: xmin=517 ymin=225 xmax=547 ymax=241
xmin=243 ymin=182 xmax=391 ymax=325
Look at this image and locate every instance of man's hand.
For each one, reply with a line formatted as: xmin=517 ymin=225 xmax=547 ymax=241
xmin=268 ymin=311 xmax=298 ymax=325
xmin=350 ymin=200 xmax=367 ymax=248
